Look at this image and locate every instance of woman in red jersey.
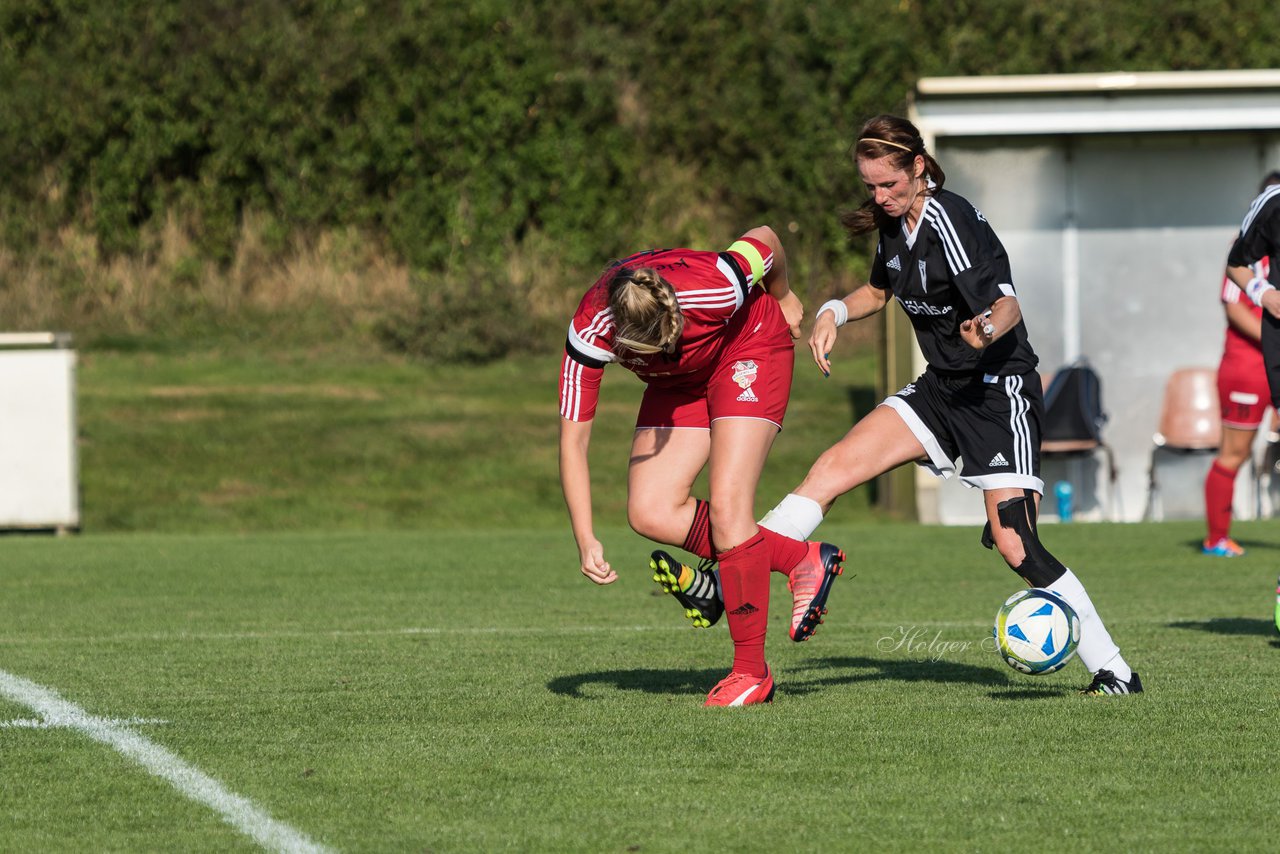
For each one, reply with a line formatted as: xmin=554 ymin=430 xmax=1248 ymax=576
xmin=558 ymin=227 xmax=845 ymax=706
xmin=1205 ymin=172 xmax=1280 ymax=556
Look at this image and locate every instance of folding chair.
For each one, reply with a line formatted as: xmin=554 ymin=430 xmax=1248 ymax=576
xmin=1144 ymin=367 xmax=1220 ymax=521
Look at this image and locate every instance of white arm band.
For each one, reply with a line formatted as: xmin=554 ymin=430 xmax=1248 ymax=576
xmin=818 ymin=299 xmax=848 ymax=327
xmin=1245 ymin=276 xmax=1275 ymax=307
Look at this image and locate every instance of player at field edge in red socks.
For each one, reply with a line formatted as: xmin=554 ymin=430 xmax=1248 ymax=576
xmin=558 ymin=227 xmax=845 ymax=706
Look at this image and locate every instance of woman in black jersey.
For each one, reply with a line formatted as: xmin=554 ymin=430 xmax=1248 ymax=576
xmin=756 ymin=114 xmax=1142 ymax=695
xmin=1226 ymin=174 xmax=1280 ymax=407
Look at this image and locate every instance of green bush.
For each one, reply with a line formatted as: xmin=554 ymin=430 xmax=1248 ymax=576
xmin=377 ymin=264 xmax=539 ymax=363
xmin=2 ymin=0 xmax=1279 ymax=358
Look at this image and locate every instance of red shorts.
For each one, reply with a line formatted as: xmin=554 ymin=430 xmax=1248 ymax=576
xmin=636 ymin=293 xmax=794 ymax=430
xmin=1218 ymin=356 xmax=1270 ymax=429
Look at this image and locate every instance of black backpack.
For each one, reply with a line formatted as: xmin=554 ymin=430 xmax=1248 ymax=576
xmin=1042 ymin=360 xmax=1108 ymax=444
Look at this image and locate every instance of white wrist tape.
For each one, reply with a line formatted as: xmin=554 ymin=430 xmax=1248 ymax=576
xmin=818 ymin=299 xmax=848 ymax=327
xmin=1245 ymin=276 xmax=1275 ymax=307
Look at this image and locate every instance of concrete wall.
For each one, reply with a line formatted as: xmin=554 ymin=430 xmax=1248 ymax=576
xmin=920 ymin=131 xmax=1280 ymax=524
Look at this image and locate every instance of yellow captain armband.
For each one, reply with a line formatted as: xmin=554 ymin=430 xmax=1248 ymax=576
xmin=727 ymin=239 xmax=767 ymax=287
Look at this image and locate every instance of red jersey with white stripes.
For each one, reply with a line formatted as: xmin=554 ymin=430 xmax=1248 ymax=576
xmin=1221 ymin=256 xmax=1269 ymax=369
xmin=559 ymin=238 xmax=773 ymax=422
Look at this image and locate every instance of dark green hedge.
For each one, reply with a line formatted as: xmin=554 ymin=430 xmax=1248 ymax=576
xmin=2 ymin=0 xmax=1278 ymax=354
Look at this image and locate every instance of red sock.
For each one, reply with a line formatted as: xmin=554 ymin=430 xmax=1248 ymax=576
xmin=758 ymin=526 xmax=807 ymax=577
xmin=717 ymin=532 xmax=770 ymax=677
xmin=681 ymin=499 xmax=714 ymax=560
xmin=687 ymin=505 xmax=804 ymax=573
xmin=1204 ymin=460 xmax=1237 ymax=543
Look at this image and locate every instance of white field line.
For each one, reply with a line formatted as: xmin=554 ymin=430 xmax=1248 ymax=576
xmin=0 ymin=621 xmax=1005 ymax=646
xmin=0 ymin=716 xmax=169 ymax=729
xmin=0 ymin=669 xmax=331 ymax=854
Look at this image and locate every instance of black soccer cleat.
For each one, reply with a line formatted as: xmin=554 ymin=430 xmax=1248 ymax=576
xmin=650 ymin=550 xmax=723 ymax=629
xmin=1081 ymin=669 xmax=1144 ymax=696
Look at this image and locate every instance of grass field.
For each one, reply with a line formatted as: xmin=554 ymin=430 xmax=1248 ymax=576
xmin=3 ymin=519 xmax=1278 ymax=852
xmin=75 ymin=337 xmax=878 ymax=534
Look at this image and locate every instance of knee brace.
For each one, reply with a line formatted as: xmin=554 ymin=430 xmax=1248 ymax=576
xmin=980 ymin=495 xmax=1067 ymax=588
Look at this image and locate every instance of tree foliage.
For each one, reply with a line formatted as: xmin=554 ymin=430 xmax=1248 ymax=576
xmin=2 ymin=0 xmax=1278 ymax=357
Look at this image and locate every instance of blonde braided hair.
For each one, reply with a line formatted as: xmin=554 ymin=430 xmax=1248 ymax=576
xmin=608 ymin=267 xmax=683 ymax=355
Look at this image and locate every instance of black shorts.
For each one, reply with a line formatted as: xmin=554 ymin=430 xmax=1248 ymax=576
xmin=1262 ymin=313 xmax=1280 ymax=410
xmin=882 ymin=368 xmax=1044 ymax=494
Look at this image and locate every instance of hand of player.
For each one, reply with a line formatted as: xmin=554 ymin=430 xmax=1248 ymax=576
xmin=774 ymin=291 xmax=804 ymax=339
xmin=809 ymin=312 xmax=838 ymax=376
xmin=578 ymin=538 xmax=617 ymax=585
xmin=1263 ymin=289 xmax=1280 ymax=320
xmin=959 ymin=312 xmax=995 ymax=350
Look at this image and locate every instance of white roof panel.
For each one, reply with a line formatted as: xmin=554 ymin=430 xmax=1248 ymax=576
xmin=912 ymin=69 xmax=1280 ymax=138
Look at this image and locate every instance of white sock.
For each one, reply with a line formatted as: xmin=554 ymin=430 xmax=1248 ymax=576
xmin=758 ymin=493 xmax=824 ymax=541
xmin=1047 ymin=569 xmax=1133 ymax=681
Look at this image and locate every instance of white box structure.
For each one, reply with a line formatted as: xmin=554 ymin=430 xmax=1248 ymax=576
xmin=0 ymin=333 xmax=79 ymax=532
xmin=909 ymin=70 xmax=1280 ymax=523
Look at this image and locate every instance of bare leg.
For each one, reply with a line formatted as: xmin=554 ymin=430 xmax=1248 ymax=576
xmin=705 ymin=417 xmax=781 ymax=678
xmin=983 ymin=487 xmax=1132 ymax=682
xmin=626 ymin=428 xmax=710 ymax=546
xmin=983 ymin=487 xmax=1038 ymax=568
xmin=794 ymin=405 xmax=929 ymax=511
xmin=756 ymin=404 xmax=930 ymax=547
xmin=706 ymin=418 xmax=779 ymax=550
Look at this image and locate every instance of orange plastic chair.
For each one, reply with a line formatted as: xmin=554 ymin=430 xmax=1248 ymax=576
xmin=1152 ymin=368 xmax=1220 ymax=450
xmin=1145 ymin=367 xmax=1221 ymax=520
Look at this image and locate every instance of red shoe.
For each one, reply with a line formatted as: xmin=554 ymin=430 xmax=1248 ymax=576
xmin=704 ymin=666 xmax=775 ymax=707
xmin=788 ymin=542 xmax=846 ymax=641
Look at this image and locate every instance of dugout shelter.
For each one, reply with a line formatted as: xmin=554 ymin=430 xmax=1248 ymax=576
xmin=900 ymin=69 xmax=1280 ymax=524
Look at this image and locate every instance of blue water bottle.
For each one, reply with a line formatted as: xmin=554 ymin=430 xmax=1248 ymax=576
xmin=1054 ymin=481 xmax=1073 ymax=523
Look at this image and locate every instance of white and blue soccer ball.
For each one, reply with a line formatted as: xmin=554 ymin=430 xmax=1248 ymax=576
xmin=993 ymin=588 xmax=1080 ymax=675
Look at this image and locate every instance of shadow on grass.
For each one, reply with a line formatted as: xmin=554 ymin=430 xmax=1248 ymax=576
xmin=1168 ymin=617 xmax=1276 ymax=636
xmin=547 ymin=668 xmax=724 ymax=699
xmin=547 ymin=656 xmax=1016 ymax=700
xmin=986 ymin=687 xmax=1074 ymax=701
xmin=1182 ymin=538 xmax=1280 ymax=553
xmin=783 ymin=656 xmax=1010 ymax=697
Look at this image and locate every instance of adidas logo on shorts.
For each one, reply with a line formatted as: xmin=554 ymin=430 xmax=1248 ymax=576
xmin=989 ymin=452 xmax=1009 ymax=467
xmin=737 ymin=387 xmax=758 ymax=402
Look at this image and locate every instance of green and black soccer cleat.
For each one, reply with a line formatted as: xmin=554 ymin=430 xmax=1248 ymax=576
xmin=650 ymin=550 xmax=723 ymax=628
xmin=1081 ymin=669 xmax=1144 ymax=696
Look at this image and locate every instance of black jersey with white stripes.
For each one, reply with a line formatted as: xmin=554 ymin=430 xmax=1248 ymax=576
xmin=869 ymin=188 xmax=1038 ymax=376
xmin=1227 ymin=184 xmax=1280 ymax=281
